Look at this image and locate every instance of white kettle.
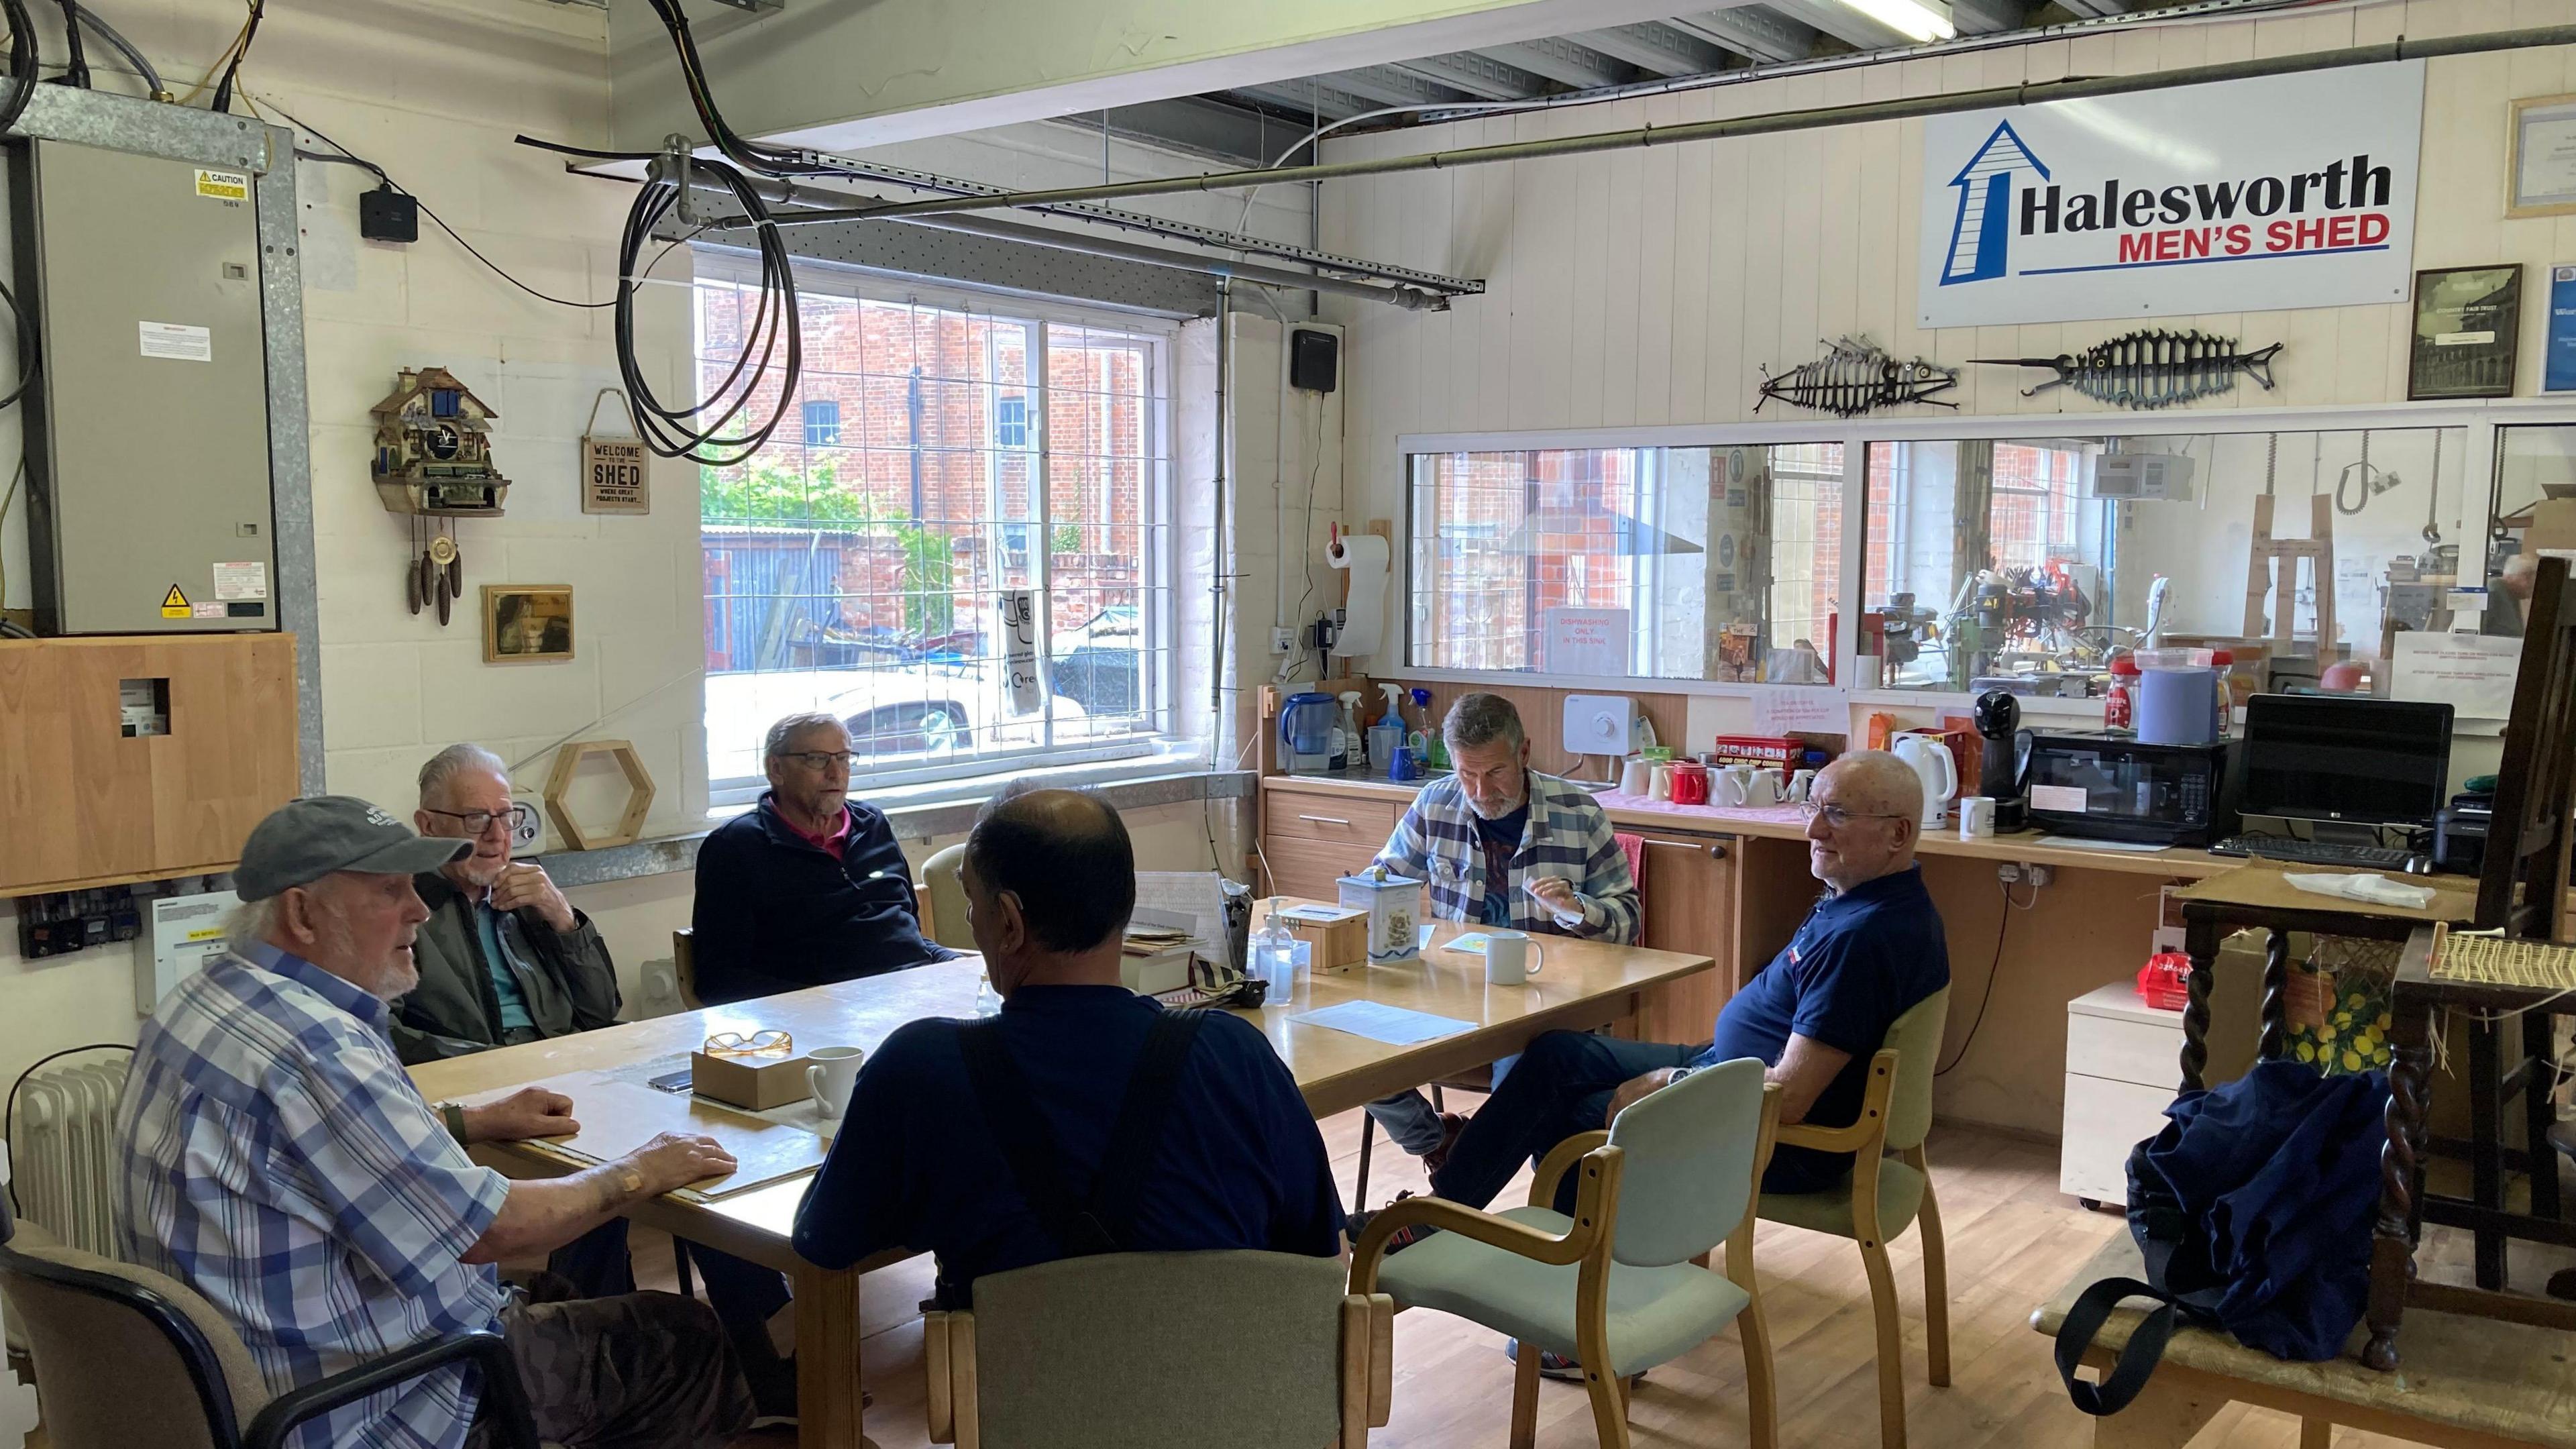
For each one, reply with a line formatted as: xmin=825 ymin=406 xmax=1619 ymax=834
xmin=1892 ymin=735 xmax=1957 ymax=828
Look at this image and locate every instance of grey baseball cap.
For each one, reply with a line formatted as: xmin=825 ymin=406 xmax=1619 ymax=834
xmin=234 ymin=795 xmax=470 ymax=902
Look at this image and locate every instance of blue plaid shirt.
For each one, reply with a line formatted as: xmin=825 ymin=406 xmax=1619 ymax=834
xmin=115 ymin=941 xmax=511 ymax=1449
xmin=1373 ymin=770 xmax=1642 ymax=943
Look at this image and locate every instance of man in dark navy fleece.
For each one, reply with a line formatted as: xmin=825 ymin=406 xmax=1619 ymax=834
xmin=690 ymin=712 xmax=954 ymax=1006
xmin=1423 ymin=749 xmax=1951 ymax=1214
xmin=791 ymin=785 xmax=1344 ymax=1304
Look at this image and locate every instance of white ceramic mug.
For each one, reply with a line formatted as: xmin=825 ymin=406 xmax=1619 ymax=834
xmin=1619 ymin=756 xmax=1652 ymax=795
xmin=1787 ymin=768 xmax=1817 ymax=803
xmin=1742 ymin=769 xmax=1784 ymax=807
xmin=1714 ymin=764 xmax=1753 ymax=807
xmin=1958 ymin=796 xmax=1998 ymax=840
xmin=806 ymin=1046 xmax=866 ymax=1118
xmin=1485 ymin=930 xmax=1540 ymax=985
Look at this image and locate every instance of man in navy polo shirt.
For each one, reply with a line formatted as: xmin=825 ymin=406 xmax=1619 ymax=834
xmin=690 ymin=712 xmax=955 ymax=1005
xmin=792 ymin=786 xmax=1344 ymax=1303
xmin=1418 ymin=749 xmax=1950 ymax=1214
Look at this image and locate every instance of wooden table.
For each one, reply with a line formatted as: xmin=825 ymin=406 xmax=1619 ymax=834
xmin=2033 ymin=1236 xmax=2576 ymax=1449
xmin=409 ymin=915 xmax=1714 ymax=1448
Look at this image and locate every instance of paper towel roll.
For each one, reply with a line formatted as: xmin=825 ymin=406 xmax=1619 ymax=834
xmin=1326 ymin=531 xmax=1389 ymax=657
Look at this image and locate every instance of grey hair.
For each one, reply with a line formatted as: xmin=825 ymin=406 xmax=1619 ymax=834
xmin=222 ymin=895 xmax=284 ymax=952
xmin=417 ymin=743 xmax=506 ymax=804
xmin=1443 ymin=692 xmax=1525 ymax=753
xmin=764 ymin=712 xmax=847 ymax=759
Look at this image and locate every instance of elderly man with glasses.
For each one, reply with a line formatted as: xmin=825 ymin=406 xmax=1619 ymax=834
xmin=690 ymin=712 xmax=954 ymax=1007
xmin=392 ymin=745 xmax=616 ymax=1064
xmin=1369 ymin=751 xmax=1952 ymax=1352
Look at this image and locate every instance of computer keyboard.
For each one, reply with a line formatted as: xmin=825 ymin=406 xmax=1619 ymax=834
xmin=2208 ymin=835 xmax=2413 ymax=868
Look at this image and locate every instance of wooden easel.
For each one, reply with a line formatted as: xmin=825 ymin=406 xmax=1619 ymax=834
xmin=2242 ymin=492 xmax=2336 ymax=649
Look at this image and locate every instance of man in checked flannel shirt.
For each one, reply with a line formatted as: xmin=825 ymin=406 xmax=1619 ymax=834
xmin=1362 ymin=692 xmax=1642 ymax=1169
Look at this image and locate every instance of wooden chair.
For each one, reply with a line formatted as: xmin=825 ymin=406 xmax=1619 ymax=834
xmin=0 ymin=1198 xmax=539 ymax=1449
xmin=922 ymin=1250 xmax=1391 ymax=1449
xmin=669 ymin=926 xmax=704 ymax=1011
xmin=1353 ymin=1059 xmax=1783 ymax=1449
xmin=918 ymin=841 xmax=973 ymax=951
xmin=1753 ymin=987 xmax=1953 ymax=1449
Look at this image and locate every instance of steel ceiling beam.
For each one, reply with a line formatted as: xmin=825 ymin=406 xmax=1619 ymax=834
xmin=2049 ymin=0 xmax=2129 ymax=15
xmin=1391 ymin=50 xmax=1554 ymax=100
xmin=1573 ymin=21 xmax=1735 ymax=76
xmin=1062 ymin=97 xmax=1285 ymax=166
xmin=1947 ymin=0 xmax=2031 ymax=34
xmin=1313 ymin=62 xmax=1483 ymax=109
xmin=1227 ymin=80 xmax=1375 ymax=125
xmin=1485 ymin=34 xmax=1640 ymax=89
xmin=1668 ymin=7 xmax=1818 ymax=64
xmin=1760 ymin=0 xmax=1933 ymax=49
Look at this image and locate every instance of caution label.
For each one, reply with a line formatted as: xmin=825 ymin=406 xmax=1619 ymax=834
xmin=161 ymin=584 xmax=191 ymax=619
xmin=195 ymin=168 xmax=249 ymax=202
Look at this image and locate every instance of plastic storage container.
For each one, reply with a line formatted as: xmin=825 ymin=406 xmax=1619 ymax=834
xmin=2133 ymin=647 xmax=2218 ymax=746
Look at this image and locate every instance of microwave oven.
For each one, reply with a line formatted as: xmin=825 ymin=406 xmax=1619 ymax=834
xmin=2021 ymin=733 xmax=2233 ymax=847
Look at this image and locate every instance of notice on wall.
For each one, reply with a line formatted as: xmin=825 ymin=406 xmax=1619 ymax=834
xmin=1917 ymin=62 xmax=2423 ymax=328
xmin=211 ymin=561 xmax=266 ymax=600
xmin=138 ymin=320 xmax=212 ymax=362
xmin=582 ymin=436 xmax=650 ymax=515
xmin=1750 ymin=685 xmax=1848 ymax=737
xmin=2391 ymin=632 xmax=2520 ymax=720
xmin=1000 ymin=590 xmax=1042 ymax=715
xmin=1542 ymin=607 xmax=1629 ymax=678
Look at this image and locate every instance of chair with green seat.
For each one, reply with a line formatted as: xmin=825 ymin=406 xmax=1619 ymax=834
xmin=1352 ymin=1057 xmax=1782 ymax=1449
xmin=920 ymin=841 xmax=973 ymax=951
xmin=1754 ymin=985 xmax=1953 ymax=1449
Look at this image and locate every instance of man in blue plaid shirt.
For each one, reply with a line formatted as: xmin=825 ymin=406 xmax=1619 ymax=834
xmin=1363 ymin=693 xmax=1642 ymax=1168
xmin=117 ymin=796 xmax=755 ymax=1449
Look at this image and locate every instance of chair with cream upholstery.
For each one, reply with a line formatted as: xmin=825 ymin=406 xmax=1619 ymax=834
xmin=1754 ymin=986 xmax=1953 ymax=1449
xmin=922 ymin=1249 xmax=1391 ymax=1449
xmin=1352 ymin=1057 xmax=1782 ymax=1449
xmin=919 ymin=842 xmax=973 ymax=951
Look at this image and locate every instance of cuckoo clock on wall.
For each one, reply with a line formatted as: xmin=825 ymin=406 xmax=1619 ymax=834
xmin=370 ymin=366 xmax=511 ymax=625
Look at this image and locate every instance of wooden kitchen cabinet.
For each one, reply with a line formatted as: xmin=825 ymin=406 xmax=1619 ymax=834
xmin=1632 ymin=827 xmax=1736 ymax=1044
xmin=0 ymin=633 xmax=299 ymax=894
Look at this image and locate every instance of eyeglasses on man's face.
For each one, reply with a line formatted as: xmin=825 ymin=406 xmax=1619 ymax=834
xmin=1797 ymin=802 xmax=1906 ymax=830
xmin=777 ymin=751 xmax=859 ymax=773
xmin=423 ymin=802 xmax=535 ymax=837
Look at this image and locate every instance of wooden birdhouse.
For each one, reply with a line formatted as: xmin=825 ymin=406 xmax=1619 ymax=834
xmin=370 ymin=366 xmax=511 ymax=515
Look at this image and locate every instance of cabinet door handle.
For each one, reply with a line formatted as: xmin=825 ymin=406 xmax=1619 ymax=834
xmin=1296 ymin=814 xmax=1352 ymax=826
xmin=1641 ymin=838 xmax=1729 ymax=860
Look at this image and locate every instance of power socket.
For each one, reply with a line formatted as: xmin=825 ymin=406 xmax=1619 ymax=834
xmin=1269 ymin=627 xmax=1294 ymax=656
xmin=1997 ymin=862 xmax=2053 ymax=888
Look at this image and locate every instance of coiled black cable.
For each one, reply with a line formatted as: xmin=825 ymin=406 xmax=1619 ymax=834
xmin=612 ymin=153 xmax=799 ymax=466
xmin=48 ymin=0 xmax=82 ymax=88
xmin=0 ymin=0 xmax=44 ymax=137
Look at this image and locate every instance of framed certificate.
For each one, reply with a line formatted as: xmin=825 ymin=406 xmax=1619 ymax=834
xmin=2409 ymin=264 xmax=2522 ymax=400
xmin=2510 ymin=95 xmax=2576 ymax=217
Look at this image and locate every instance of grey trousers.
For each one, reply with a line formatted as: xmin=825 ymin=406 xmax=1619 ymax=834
xmin=1364 ymin=1089 xmax=1449 ymax=1155
xmin=470 ymin=1287 xmax=755 ymax=1449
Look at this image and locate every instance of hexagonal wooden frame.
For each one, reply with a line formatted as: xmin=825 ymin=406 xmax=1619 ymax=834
xmin=541 ymin=739 xmax=656 ymax=851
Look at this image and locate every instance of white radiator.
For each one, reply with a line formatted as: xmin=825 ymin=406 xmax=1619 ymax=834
xmin=11 ymin=1061 xmax=129 ymax=1257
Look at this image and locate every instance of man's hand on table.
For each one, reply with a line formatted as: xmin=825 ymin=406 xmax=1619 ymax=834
xmin=464 ymin=1087 xmax=579 ymax=1144
xmin=493 ymin=861 xmax=578 ymax=934
xmin=1604 ymin=1069 xmax=1681 ymax=1125
xmin=625 ymin=1132 xmax=740 ymax=1196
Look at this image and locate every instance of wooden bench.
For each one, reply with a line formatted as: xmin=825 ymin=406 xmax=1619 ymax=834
xmin=2031 ymin=1237 xmax=2576 ymax=1449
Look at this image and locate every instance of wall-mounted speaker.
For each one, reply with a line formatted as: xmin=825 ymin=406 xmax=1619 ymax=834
xmin=1289 ymin=327 xmax=1339 ymax=394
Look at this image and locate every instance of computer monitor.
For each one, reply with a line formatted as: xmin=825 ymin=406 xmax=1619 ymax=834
xmin=2239 ymin=695 xmax=2454 ymax=827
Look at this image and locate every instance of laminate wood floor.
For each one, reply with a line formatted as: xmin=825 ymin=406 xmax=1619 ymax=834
xmin=656 ymin=1105 xmax=2575 ymax=1449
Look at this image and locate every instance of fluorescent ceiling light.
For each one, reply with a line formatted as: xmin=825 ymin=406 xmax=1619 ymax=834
xmin=1839 ymin=0 xmax=1956 ymax=43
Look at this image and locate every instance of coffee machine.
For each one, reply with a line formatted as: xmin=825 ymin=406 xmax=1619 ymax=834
xmin=1972 ymin=688 xmax=2031 ymax=830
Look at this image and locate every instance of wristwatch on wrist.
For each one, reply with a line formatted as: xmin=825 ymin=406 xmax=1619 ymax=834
xmin=1664 ymin=1065 xmax=1698 ymax=1087
xmin=439 ymin=1101 xmax=470 ymax=1145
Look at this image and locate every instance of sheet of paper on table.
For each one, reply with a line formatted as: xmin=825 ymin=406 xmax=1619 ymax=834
xmin=458 ymin=1069 xmax=827 ymax=1201
xmin=1134 ymin=869 xmax=1236 ymax=970
xmin=1288 ymin=1000 xmax=1476 ymax=1046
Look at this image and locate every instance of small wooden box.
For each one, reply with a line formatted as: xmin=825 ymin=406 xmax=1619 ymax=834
xmin=1278 ymin=904 xmax=1368 ymax=974
xmin=690 ymin=1050 xmax=812 ymax=1111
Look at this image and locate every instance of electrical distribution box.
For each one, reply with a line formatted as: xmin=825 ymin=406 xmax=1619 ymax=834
xmin=13 ymin=138 xmax=278 ymax=635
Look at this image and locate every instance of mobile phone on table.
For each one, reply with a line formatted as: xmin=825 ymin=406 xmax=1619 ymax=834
xmin=647 ymin=1068 xmax=693 ymax=1094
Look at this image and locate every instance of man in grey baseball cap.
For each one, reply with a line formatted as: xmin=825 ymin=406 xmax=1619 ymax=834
xmin=114 ymin=796 xmax=757 ymax=1449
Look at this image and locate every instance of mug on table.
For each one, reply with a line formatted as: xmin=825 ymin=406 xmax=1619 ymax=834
xmin=807 ymin=1046 xmax=867 ymax=1118
xmin=1484 ymin=929 xmax=1541 ymax=985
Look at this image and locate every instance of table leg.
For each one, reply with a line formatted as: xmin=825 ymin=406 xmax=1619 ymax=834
xmin=792 ymin=1264 xmax=867 ymax=1449
xmin=2257 ymin=928 xmax=2289 ymax=1065
xmin=2468 ymin=1018 xmax=2506 ymax=1290
xmin=2180 ymin=914 xmax=2220 ymax=1093
xmin=2363 ymin=998 xmax=2433 ymax=1373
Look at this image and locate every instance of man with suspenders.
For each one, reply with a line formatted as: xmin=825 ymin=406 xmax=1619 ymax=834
xmin=792 ymin=786 xmax=1344 ymax=1303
